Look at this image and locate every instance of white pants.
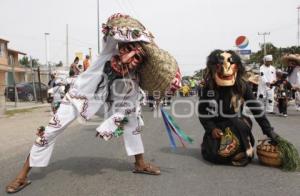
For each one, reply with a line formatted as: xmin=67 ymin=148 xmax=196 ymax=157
xmin=295 ymin=91 xmax=300 ymax=106
xmin=258 ymin=87 xmax=274 ymax=113
xmin=29 ymin=102 xmax=144 ymax=167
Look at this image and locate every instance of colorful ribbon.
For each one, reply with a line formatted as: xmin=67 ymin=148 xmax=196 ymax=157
xmin=161 ymin=108 xmax=177 ymax=149
xmin=161 ymin=107 xmax=193 ymax=148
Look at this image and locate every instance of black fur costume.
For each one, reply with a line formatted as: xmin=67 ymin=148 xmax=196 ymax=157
xmin=199 ymin=50 xmax=277 ymax=166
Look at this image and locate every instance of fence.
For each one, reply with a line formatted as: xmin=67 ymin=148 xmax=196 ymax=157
xmin=0 ymin=67 xmax=51 ymax=115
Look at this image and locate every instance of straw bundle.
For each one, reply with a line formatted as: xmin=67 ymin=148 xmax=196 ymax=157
xmin=275 ymin=136 xmax=300 ymax=171
xmin=106 ymin=14 xmax=146 ymax=31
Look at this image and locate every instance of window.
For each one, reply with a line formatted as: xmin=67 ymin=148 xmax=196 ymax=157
xmin=0 ymin=43 xmax=5 ymax=57
xmin=8 ymin=54 xmax=14 ymax=65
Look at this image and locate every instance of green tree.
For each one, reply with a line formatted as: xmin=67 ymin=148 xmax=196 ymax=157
xmin=19 ymin=56 xmax=30 ymax=67
xmin=193 ymin=68 xmax=206 ymax=79
xmin=19 ymin=56 xmax=40 ymax=68
xmin=32 ymin=59 xmax=40 ymax=67
xmin=250 ymin=43 xmax=300 ymax=68
xmin=55 ymin=61 xmax=63 ymax=67
xmin=182 ymin=76 xmax=190 ymax=81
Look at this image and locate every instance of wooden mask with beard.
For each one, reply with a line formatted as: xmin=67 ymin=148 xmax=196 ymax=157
xmin=214 ymin=51 xmax=239 ymax=86
xmin=111 ymin=42 xmax=146 ymax=76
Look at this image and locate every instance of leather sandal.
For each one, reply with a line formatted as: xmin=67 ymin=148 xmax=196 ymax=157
xmin=133 ymin=162 xmax=161 ymax=175
xmin=6 ymin=177 xmax=31 ymax=194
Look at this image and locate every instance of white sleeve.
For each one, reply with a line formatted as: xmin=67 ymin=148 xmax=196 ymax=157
xmin=138 ymin=88 xmax=147 ymax=106
xmin=96 ymin=112 xmax=125 ymax=140
xmin=260 ymin=66 xmax=268 ymax=84
xmin=271 ymin=66 xmax=277 ymax=82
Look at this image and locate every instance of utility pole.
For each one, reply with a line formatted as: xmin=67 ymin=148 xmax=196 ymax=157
xmin=66 ymin=24 xmax=69 ymax=67
xmin=44 ymin=32 xmax=50 ymax=81
xmin=89 ymin=48 xmax=92 ymax=62
xmin=297 ymin=6 xmax=300 ymax=46
xmin=12 ymin=62 xmax=18 ymax=107
xmin=30 ymin=56 xmax=37 ymax=102
xmin=97 ymin=0 xmax=100 ymax=55
xmin=258 ymin=32 xmax=270 ymax=56
xmin=37 ymin=66 xmax=43 ymax=103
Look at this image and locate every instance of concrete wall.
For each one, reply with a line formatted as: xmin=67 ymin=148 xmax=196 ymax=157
xmin=0 ymin=55 xmax=8 ymax=65
xmin=26 ymin=72 xmax=48 ymax=85
xmin=14 ymin=72 xmax=25 ymax=83
xmin=40 ymin=73 xmax=49 ymax=85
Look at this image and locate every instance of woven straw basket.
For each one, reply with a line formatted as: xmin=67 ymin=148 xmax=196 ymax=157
xmin=106 ymin=15 xmax=146 ymax=31
xmin=139 ymin=43 xmax=178 ymax=96
xmin=105 ymin=14 xmax=179 ymax=96
xmin=256 ymin=139 xmax=282 ymax=167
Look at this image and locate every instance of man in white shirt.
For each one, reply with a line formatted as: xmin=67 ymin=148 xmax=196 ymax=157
xmin=257 ymin=55 xmax=277 ymax=113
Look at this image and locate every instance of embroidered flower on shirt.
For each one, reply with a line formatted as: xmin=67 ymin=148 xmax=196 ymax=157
xmin=34 ymin=126 xmax=48 ymax=147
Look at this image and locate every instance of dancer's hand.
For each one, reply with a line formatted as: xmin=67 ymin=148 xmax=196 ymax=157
xmin=95 ymin=132 xmax=103 ymax=139
xmin=211 ymin=128 xmax=223 ymax=139
xmin=266 ymin=129 xmax=279 ymax=143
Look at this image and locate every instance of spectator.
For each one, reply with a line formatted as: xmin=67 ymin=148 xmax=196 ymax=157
xmin=70 ymin=56 xmax=81 ymax=75
xmin=48 ymin=73 xmax=57 ymax=88
xmin=295 ymin=87 xmax=300 ymax=111
xmin=272 ymin=72 xmax=292 ymax=117
xmin=257 ymin=55 xmax=277 ymax=114
xmin=189 ymin=77 xmax=197 ymax=96
xmin=83 ymin=55 xmax=90 ymax=71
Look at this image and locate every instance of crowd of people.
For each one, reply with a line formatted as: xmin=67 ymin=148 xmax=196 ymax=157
xmin=47 ymin=55 xmax=90 ymax=113
xmin=249 ymin=54 xmax=300 ymax=117
xmin=177 ymin=53 xmax=300 ymax=118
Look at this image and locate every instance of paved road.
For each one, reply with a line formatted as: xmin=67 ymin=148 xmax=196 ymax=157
xmin=1 ymin=97 xmax=300 ymax=196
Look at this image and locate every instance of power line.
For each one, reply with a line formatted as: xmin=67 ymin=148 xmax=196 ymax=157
xmin=258 ymin=32 xmax=270 ymax=56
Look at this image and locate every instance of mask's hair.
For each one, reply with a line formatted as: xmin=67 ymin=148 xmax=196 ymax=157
xmin=204 ymin=49 xmax=246 ymax=97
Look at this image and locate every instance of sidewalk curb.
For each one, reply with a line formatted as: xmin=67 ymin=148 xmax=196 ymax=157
xmin=0 ymin=103 xmax=50 ymax=118
xmin=0 ymin=104 xmax=50 ymax=119
xmin=6 ymin=103 xmax=50 ymax=111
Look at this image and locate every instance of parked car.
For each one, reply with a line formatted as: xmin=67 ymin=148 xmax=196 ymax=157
xmin=4 ymin=82 xmax=48 ymax=101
